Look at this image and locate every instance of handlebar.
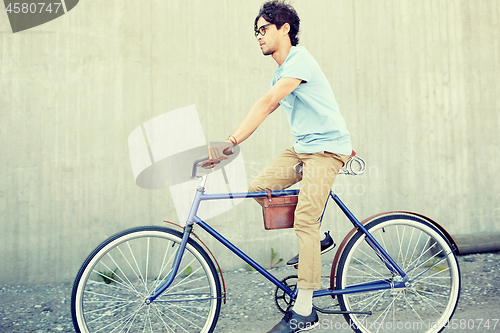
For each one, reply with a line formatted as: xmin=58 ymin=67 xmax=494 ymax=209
xmin=191 ymin=146 xmax=235 ymax=179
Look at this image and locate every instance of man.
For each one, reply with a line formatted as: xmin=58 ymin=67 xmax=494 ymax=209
xmin=205 ymin=1 xmax=352 ymax=331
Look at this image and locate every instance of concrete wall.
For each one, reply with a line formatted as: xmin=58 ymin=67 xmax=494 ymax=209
xmin=1 ymin=0 xmax=499 ymax=284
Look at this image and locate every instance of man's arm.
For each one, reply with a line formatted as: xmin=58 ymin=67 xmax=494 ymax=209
xmin=230 ymin=77 xmax=302 ymax=144
xmin=201 ymin=77 xmax=302 ymax=168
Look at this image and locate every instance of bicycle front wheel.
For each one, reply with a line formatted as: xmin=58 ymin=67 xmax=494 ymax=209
xmin=336 ymin=214 xmax=460 ymax=333
xmin=71 ymin=226 xmax=222 ymax=333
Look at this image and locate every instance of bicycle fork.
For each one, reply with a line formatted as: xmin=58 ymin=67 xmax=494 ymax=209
xmin=145 ymin=225 xmax=193 ymax=304
xmin=145 ymin=180 xmax=206 ymax=304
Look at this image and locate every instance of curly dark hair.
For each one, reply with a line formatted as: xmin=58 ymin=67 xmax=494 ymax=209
xmin=254 ymin=1 xmax=300 ymax=46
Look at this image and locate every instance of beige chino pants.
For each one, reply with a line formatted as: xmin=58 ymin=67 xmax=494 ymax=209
xmin=248 ymin=148 xmax=349 ymax=290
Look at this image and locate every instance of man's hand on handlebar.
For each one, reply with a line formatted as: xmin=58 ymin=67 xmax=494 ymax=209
xmin=199 ymin=141 xmax=234 ymax=169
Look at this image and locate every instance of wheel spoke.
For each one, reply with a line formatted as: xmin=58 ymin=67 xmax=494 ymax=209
xmin=406 ymin=236 xmax=433 ymax=278
xmin=337 ymin=216 xmax=460 ymax=333
xmin=347 ymin=290 xmax=386 ymax=310
xmin=409 ymin=251 xmax=451 ymax=283
xmin=84 ymin=290 xmax=134 ymax=303
xmin=87 ymin=299 xmax=143 ymax=326
xmin=150 ymin=243 xmax=178 ymax=294
xmin=408 ymin=288 xmax=444 ymax=315
xmin=145 ymin=237 xmax=150 ymax=294
xmin=116 ymin=245 xmax=147 ymax=292
xmin=127 ymin=241 xmax=148 ymax=293
xmin=395 ymin=225 xmax=405 ymax=267
xmin=72 ymin=227 xmax=221 ymax=333
xmin=108 ymin=311 xmax=137 ymax=333
xmin=406 ymin=229 xmax=424 ymax=274
xmin=91 ymin=267 xmax=142 ymax=298
xmin=92 ymin=302 xmax=144 ymax=332
xmin=154 ymin=305 xmax=193 ymax=333
xmin=146 ymin=307 xmax=154 ymax=333
xmin=371 ymin=291 xmax=402 ymax=330
xmin=350 ymin=256 xmax=387 ymax=279
xmin=163 ymin=257 xmax=198 ymax=293
xmin=402 ymin=290 xmax=426 ymax=327
xmin=106 ymin=253 xmax=141 ymax=296
xmin=356 ymin=247 xmax=390 ymax=272
xmin=89 ymin=271 xmax=137 ymax=296
xmin=151 ymin=305 xmax=175 ymax=332
xmin=415 ymin=279 xmax=450 ymax=289
xmin=84 ymin=298 xmax=139 ymax=315
xmin=402 ymin=227 xmax=416 ymax=272
xmin=163 ymin=301 xmax=209 ymax=319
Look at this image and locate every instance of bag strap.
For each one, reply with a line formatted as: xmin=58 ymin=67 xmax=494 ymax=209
xmin=267 ymin=190 xmax=272 ymax=202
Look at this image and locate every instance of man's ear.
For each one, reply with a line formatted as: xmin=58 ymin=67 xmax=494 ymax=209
xmin=281 ymin=23 xmax=291 ymax=35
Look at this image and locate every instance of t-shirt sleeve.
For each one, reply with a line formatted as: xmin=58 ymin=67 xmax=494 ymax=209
xmin=279 ymin=50 xmax=311 ymax=83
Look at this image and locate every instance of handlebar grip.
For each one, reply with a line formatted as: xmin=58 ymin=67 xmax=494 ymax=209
xmin=223 ymin=146 xmax=234 ymax=156
xmin=191 ymin=145 xmax=235 ymax=179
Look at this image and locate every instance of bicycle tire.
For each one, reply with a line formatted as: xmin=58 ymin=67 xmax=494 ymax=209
xmin=71 ymin=226 xmax=222 ymax=333
xmin=335 ymin=214 xmax=460 ymax=333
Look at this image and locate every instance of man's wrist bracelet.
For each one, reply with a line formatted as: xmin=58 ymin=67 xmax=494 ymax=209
xmin=228 ymin=135 xmax=238 ymax=146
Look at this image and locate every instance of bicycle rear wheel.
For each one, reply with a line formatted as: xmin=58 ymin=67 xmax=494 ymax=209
xmin=335 ymin=214 xmax=460 ymax=333
xmin=71 ymin=226 xmax=222 ymax=333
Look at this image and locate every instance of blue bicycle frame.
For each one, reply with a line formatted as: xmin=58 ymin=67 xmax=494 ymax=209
xmin=146 ymin=174 xmax=409 ymax=308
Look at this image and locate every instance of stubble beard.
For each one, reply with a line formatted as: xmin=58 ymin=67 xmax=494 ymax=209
xmin=261 ymin=45 xmax=274 ymax=56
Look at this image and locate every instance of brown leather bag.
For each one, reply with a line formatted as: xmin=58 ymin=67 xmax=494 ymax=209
xmin=262 ymin=191 xmax=298 ymax=230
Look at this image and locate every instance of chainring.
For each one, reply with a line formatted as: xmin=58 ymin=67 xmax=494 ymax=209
xmin=274 ymin=275 xmax=298 ymax=313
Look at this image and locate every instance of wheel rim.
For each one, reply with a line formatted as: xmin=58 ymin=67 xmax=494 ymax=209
xmin=74 ymin=230 xmax=220 ymax=333
xmin=338 ymin=217 xmax=460 ymax=333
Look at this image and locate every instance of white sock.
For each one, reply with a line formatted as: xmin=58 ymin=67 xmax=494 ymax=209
xmin=292 ymin=289 xmax=313 ymax=316
xmin=320 ymin=232 xmax=326 ymax=241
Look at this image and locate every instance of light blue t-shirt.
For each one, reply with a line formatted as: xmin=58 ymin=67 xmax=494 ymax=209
xmin=271 ymin=46 xmax=352 ymax=155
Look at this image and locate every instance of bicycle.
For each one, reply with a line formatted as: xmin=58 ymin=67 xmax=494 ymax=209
xmin=71 ymin=147 xmax=461 ymax=333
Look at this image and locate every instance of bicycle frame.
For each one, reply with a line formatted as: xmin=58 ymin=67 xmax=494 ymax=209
xmin=146 ymin=174 xmax=409 ymax=306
